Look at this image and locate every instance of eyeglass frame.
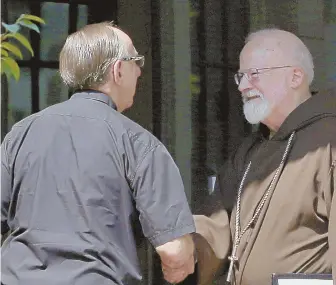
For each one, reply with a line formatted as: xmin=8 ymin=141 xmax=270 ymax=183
xmin=234 ymin=65 xmax=293 ymax=86
xmin=120 ymin=55 xmax=145 ymax=68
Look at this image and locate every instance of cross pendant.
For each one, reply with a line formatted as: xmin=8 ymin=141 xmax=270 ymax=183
xmin=225 ymin=254 xmax=238 ymax=285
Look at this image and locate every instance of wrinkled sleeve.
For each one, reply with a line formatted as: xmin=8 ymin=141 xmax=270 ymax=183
xmin=130 ymin=144 xmax=195 ymax=247
xmin=191 ymin=135 xmax=260 ymax=285
xmin=1 ymin=139 xmax=11 ymax=235
xmin=192 ymin=158 xmax=237 ymax=285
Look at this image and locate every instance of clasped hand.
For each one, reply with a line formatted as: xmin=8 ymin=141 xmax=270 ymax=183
xmin=156 ymin=234 xmax=196 ymax=284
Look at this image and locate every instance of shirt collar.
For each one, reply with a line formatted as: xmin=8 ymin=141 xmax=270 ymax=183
xmin=70 ymin=90 xmax=117 ymax=110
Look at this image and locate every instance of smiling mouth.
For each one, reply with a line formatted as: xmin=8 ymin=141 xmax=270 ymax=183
xmin=244 ymin=95 xmax=260 ymax=102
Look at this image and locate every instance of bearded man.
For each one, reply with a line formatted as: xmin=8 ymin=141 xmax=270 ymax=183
xmin=172 ymin=28 xmax=336 ymax=285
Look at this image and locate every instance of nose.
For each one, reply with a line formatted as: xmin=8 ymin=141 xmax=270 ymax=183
xmin=237 ymin=74 xmax=253 ymax=93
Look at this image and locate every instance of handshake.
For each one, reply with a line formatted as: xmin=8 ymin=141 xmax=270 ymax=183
xmin=156 ymin=234 xmax=197 ymax=284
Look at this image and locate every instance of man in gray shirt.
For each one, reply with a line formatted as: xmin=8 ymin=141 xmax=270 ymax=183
xmin=1 ymin=22 xmax=196 ymax=285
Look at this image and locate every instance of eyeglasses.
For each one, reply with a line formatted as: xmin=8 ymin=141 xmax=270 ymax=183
xmin=234 ymin=65 xmax=293 ymax=86
xmin=120 ymin=55 xmax=145 ymax=68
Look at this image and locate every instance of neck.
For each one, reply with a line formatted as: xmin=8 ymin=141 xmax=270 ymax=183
xmin=263 ymin=90 xmax=311 ymax=132
xmin=262 ymin=110 xmax=285 ymax=132
xmin=94 ymin=84 xmax=124 ymax=112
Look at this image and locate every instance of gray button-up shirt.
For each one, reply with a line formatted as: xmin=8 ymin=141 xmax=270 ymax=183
xmin=1 ymin=91 xmax=195 ymax=285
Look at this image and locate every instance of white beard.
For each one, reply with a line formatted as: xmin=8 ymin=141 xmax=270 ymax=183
xmin=243 ymin=90 xmax=271 ymax=124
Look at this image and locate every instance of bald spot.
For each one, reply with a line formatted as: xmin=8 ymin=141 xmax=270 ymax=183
xmin=112 ymin=27 xmax=135 ymax=54
xmin=240 ymin=30 xmax=306 ymax=69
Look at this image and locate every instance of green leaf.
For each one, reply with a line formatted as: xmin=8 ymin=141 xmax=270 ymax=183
xmin=189 ymin=11 xmax=199 ymax=18
xmin=18 ymin=14 xmax=45 ymax=24
xmin=190 ymin=74 xmax=200 ymax=83
xmin=1 ymin=33 xmax=9 ymax=40
xmin=5 ymin=32 xmax=34 ymax=56
xmin=1 ymin=42 xmax=23 ymax=59
xmin=17 ymin=19 xmax=40 ymax=33
xmin=188 ymin=1 xmax=199 ymax=19
xmin=1 ymin=57 xmax=20 ymax=81
xmin=1 ymin=48 xmax=9 ymax=57
xmin=1 ymin=23 xmax=20 ymax=34
xmin=1 ymin=59 xmax=13 ymax=81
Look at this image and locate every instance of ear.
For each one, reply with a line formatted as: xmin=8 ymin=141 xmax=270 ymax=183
xmin=113 ymin=60 xmax=123 ymax=85
xmin=290 ymin=67 xmax=304 ymax=89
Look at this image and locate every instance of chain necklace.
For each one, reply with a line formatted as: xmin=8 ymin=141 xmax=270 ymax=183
xmin=225 ymin=132 xmax=295 ymax=285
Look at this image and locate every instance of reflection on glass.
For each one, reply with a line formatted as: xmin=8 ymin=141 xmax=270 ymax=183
xmin=8 ymin=68 xmax=32 ymax=129
xmin=39 ymin=68 xmax=69 ymax=110
xmin=77 ymin=5 xmax=88 ymax=30
xmin=7 ymin=0 xmax=32 ymax=60
xmin=40 ymin=2 xmax=69 ymax=61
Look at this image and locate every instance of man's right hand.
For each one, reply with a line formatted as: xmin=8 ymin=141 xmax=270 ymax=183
xmin=155 ymin=234 xmax=195 ymax=284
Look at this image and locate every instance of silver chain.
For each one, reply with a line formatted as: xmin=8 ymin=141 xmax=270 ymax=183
xmin=226 ymin=132 xmax=295 ymax=284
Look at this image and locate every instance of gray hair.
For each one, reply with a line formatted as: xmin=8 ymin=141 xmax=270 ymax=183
xmin=59 ymin=22 xmax=129 ymax=89
xmin=246 ymin=28 xmax=315 ymax=85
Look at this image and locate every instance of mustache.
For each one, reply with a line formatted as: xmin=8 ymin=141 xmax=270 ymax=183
xmin=242 ymin=90 xmax=264 ymax=103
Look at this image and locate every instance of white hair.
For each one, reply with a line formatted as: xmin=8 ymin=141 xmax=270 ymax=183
xmin=60 ymin=22 xmax=129 ymax=89
xmin=246 ymin=28 xmax=315 ymax=85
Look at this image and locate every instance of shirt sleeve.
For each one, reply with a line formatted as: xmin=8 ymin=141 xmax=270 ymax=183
xmin=1 ymin=138 xmax=11 ymax=235
xmin=191 ymin=157 xmax=235 ymax=285
xmin=130 ymin=144 xmax=195 ymax=247
xmin=191 ymin=135 xmax=258 ymax=285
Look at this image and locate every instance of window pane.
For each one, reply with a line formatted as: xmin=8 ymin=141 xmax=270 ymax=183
xmin=7 ymin=0 xmax=30 ymax=23
xmin=39 ymin=68 xmax=69 ymax=110
xmin=8 ymin=68 xmax=32 ymax=129
xmin=7 ymin=0 xmax=32 ymax=60
xmin=40 ymin=2 xmax=69 ymax=61
xmin=77 ymin=5 xmax=88 ymax=30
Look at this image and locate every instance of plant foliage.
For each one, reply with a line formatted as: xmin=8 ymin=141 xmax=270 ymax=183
xmin=1 ymin=14 xmax=45 ymax=81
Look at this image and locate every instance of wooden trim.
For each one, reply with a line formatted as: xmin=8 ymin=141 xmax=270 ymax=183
xmin=26 ymin=0 xmax=98 ymax=4
xmin=193 ymin=0 xmax=208 ymax=202
xmin=30 ymin=1 xmax=41 ymax=113
xmin=219 ymin=0 xmax=229 ymax=159
xmin=150 ymin=0 xmax=162 ymax=141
